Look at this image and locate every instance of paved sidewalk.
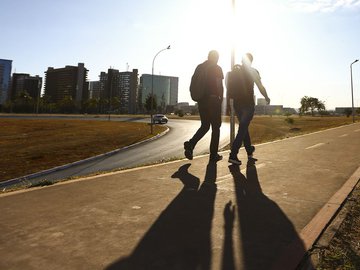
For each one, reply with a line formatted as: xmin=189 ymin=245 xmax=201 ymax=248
xmin=1 ymin=123 xmax=360 ymax=270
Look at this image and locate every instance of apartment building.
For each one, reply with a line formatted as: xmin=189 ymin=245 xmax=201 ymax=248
xmin=44 ymin=63 xmax=88 ymax=104
xmin=98 ymin=68 xmax=138 ymax=114
xmin=0 ymin=59 xmax=12 ymax=104
xmin=10 ymin=73 xmax=42 ymax=100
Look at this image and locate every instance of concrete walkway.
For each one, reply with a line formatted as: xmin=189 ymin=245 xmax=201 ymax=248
xmin=1 ymin=123 xmax=359 ymax=270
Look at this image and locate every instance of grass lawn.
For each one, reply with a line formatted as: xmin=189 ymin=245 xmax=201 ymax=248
xmin=0 ymin=118 xmax=166 ymax=182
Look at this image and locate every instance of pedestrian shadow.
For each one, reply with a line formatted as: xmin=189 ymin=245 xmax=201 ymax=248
xmin=224 ymin=163 xmax=313 ymax=270
xmin=106 ymin=162 xmax=217 ymax=270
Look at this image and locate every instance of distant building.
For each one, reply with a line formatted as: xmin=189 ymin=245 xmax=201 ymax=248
xmin=0 ymin=59 xmax=12 ymax=104
xmin=175 ymin=102 xmax=197 ymax=114
xmin=10 ymin=73 xmax=42 ymax=100
xmin=255 ymin=105 xmax=284 ymax=115
xmin=44 ymin=63 xmax=88 ymax=104
xmin=88 ymin=81 xmax=101 ymax=99
xmin=335 ymin=107 xmax=360 ymax=114
xmin=97 ymin=68 xmax=139 ymax=114
xmin=257 ymin=98 xmax=267 ymax=106
xmin=139 ymin=74 xmax=178 ymax=110
xmin=283 ymin=107 xmax=297 ymax=115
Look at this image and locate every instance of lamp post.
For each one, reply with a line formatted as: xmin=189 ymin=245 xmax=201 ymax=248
xmin=36 ymin=77 xmax=42 ymax=115
xmin=230 ymin=0 xmax=236 ymax=145
xmin=350 ymin=59 xmax=358 ymax=123
xmin=151 ymin=45 xmax=170 ymax=134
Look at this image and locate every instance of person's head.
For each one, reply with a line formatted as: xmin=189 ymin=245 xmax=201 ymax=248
xmin=208 ymin=50 xmax=219 ymax=64
xmin=242 ymin=53 xmax=253 ymax=67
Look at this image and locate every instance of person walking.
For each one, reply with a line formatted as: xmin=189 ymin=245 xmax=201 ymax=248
xmin=184 ymin=50 xmax=224 ymax=162
xmin=227 ymin=53 xmax=270 ymax=165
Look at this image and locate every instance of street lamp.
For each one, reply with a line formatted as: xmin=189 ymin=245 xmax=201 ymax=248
xmin=150 ymin=45 xmax=171 ymax=134
xmin=230 ymin=0 xmax=236 ymax=145
xmin=350 ymin=59 xmax=358 ymax=123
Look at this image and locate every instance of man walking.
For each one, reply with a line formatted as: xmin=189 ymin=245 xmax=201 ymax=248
xmin=184 ymin=50 xmax=224 ymax=162
xmin=227 ymin=53 xmax=270 ymax=165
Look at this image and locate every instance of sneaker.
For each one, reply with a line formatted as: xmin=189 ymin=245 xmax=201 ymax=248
xmin=210 ymin=154 xmax=223 ymax=162
xmin=184 ymin=141 xmax=193 ymax=160
xmin=247 ymin=146 xmax=257 ymax=161
xmin=228 ymin=155 xmax=242 ymax=165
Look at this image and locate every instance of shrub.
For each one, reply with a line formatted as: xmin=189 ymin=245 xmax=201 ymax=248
xmin=285 ymin=117 xmax=295 ymax=124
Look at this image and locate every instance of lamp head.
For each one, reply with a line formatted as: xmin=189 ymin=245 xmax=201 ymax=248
xmin=167 ymin=45 xmax=171 ymax=50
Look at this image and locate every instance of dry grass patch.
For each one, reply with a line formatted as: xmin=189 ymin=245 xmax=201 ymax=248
xmin=0 ymin=119 xmax=166 ymax=182
xmin=221 ymin=115 xmax=356 ymax=149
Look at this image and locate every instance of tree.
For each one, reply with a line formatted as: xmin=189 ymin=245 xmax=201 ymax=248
xmin=344 ymin=108 xmax=352 ymax=117
xmin=300 ymin=96 xmax=326 ymax=116
xmin=57 ymin=96 xmax=77 ymax=113
xmin=13 ymin=91 xmax=34 ymax=113
xmin=145 ymin=94 xmax=157 ymax=113
xmin=82 ymin=98 xmax=99 ymax=114
xmin=160 ymin=93 xmax=166 ymax=113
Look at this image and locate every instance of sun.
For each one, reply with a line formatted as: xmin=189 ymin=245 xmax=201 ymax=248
xmin=208 ymin=0 xmax=281 ymax=67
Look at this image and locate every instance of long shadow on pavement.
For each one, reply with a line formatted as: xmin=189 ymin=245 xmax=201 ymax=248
xmin=106 ymin=162 xmax=217 ymax=270
xmin=226 ymin=163 xmax=313 ymax=270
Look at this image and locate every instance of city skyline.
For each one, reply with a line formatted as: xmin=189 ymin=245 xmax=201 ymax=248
xmin=1 ymin=0 xmax=360 ymax=110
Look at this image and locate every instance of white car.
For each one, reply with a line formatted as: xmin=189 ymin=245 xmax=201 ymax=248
xmin=153 ymin=114 xmax=168 ymax=124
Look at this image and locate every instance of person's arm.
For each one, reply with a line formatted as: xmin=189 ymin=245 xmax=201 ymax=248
xmin=253 ymin=71 xmax=270 ymax=104
xmin=216 ymin=78 xmax=223 ymax=99
xmin=216 ymin=67 xmax=224 ymax=101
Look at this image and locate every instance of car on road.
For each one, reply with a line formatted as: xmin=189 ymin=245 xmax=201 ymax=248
xmin=153 ymin=114 xmax=168 ymax=124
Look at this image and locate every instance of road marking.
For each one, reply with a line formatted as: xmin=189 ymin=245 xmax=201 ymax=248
xmin=305 ymin=143 xmax=325 ymax=150
xmin=339 ymin=134 xmax=348 ymax=137
xmin=354 ymin=129 xmax=360 ymax=132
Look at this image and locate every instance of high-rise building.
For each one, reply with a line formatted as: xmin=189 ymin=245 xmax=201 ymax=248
xmin=139 ymin=74 xmax=178 ymax=110
xmin=0 ymin=59 xmax=12 ymax=104
xmin=88 ymin=81 xmax=101 ymax=99
xmin=44 ymin=63 xmax=88 ymax=104
xmin=10 ymin=73 xmax=42 ymax=101
xmin=98 ymin=68 xmax=138 ymax=114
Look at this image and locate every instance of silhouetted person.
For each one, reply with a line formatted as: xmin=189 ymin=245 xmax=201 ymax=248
xmin=184 ymin=50 xmax=224 ymax=162
xmin=227 ymin=163 xmax=310 ymax=269
xmin=226 ymin=53 xmax=270 ymax=165
xmin=106 ymin=163 xmax=217 ymax=270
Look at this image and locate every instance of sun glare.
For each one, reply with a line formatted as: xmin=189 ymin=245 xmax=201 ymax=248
xmin=189 ymin=0 xmax=281 ymax=68
xmin=180 ymin=0 xmax=282 ymax=73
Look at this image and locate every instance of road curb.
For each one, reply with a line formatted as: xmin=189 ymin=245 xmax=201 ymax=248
xmin=271 ymin=164 xmax=360 ymax=269
xmin=0 ymin=127 xmax=170 ymax=190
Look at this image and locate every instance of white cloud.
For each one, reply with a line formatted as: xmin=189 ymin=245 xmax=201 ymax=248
xmin=290 ymin=0 xmax=360 ymax=13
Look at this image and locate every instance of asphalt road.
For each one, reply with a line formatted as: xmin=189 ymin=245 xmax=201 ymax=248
xmin=1 ymin=116 xmax=230 ymax=187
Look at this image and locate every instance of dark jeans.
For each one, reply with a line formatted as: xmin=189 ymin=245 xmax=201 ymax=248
xmin=189 ymin=96 xmax=222 ymax=157
xmin=230 ymin=105 xmax=255 ymax=157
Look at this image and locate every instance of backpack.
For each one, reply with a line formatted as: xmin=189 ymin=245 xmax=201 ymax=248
xmin=226 ymin=64 xmax=254 ymax=103
xmin=189 ymin=62 xmax=209 ymax=102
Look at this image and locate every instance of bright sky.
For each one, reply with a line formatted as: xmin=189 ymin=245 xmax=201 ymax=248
xmin=1 ymin=0 xmax=360 ymax=110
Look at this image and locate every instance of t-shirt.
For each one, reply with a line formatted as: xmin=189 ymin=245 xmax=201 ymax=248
xmin=230 ymin=65 xmax=260 ymax=107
